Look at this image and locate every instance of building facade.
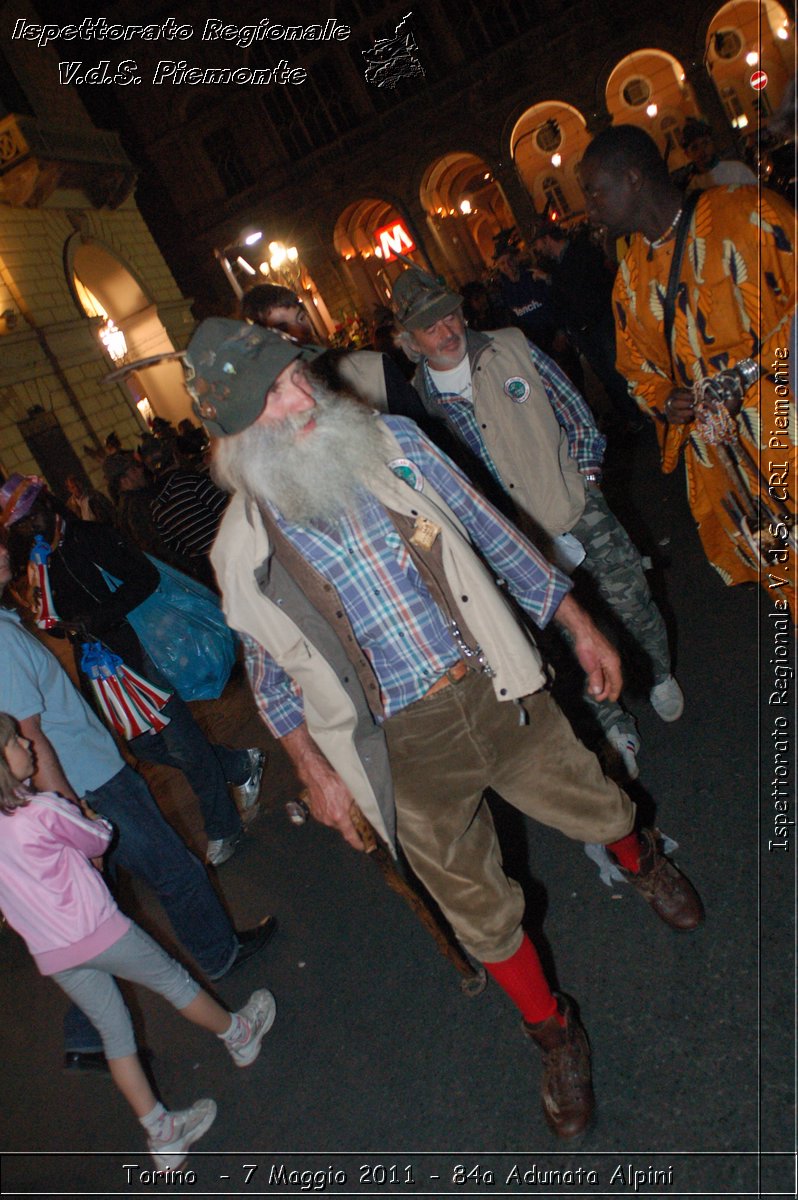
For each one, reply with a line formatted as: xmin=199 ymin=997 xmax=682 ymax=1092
xmin=1 ymin=0 xmax=793 ymax=486
xmin=54 ymin=0 xmax=794 ymax=329
xmin=0 ymin=0 xmax=196 ymax=494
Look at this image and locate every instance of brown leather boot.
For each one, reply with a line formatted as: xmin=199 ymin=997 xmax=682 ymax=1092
xmin=621 ymin=828 xmax=704 ymax=931
xmin=523 ymin=994 xmax=594 ymax=1138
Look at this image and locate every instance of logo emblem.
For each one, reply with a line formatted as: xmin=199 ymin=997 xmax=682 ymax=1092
xmin=504 ymin=376 xmax=530 ymax=403
xmin=388 ymin=457 xmax=423 ymax=492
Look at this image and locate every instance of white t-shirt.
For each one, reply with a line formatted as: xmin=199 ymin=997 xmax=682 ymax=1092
xmin=688 ymin=160 xmax=757 ymax=191
xmin=428 ymin=356 xmax=473 ymax=403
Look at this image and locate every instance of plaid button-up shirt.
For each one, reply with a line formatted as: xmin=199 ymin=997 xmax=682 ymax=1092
xmin=421 ymin=339 xmax=606 ymax=483
xmin=242 ymin=417 xmax=570 ymax=738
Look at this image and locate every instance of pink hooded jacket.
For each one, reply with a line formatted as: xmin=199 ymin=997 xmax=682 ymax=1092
xmin=0 ymin=791 xmax=129 ymax=974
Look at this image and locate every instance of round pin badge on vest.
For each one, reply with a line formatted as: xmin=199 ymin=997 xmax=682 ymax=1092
xmin=503 ymin=376 xmax=531 ymax=403
xmin=388 ymin=458 xmax=424 ymax=492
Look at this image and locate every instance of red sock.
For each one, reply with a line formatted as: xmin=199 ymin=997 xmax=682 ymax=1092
xmin=607 ymin=830 xmax=642 ymax=873
xmin=483 ymin=934 xmax=562 ymax=1026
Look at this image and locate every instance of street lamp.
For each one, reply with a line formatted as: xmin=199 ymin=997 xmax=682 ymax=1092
xmin=215 ymin=233 xmax=299 ymax=298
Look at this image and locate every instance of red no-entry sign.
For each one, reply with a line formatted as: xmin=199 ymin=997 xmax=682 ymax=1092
xmin=751 ymin=70 xmax=768 ymax=90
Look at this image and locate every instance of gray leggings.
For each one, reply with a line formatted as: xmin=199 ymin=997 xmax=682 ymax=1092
xmin=51 ymin=924 xmax=200 ymax=1060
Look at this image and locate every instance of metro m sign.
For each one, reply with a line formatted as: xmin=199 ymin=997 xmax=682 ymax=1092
xmin=374 ymin=219 xmax=416 ymax=263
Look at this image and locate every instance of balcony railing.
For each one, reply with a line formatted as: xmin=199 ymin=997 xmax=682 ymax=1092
xmin=0 ymin=113 xmax=137 ymax=208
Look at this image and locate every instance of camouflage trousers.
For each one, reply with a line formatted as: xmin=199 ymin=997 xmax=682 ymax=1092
xmin=565 ymin=486 xmax=672 ymax=738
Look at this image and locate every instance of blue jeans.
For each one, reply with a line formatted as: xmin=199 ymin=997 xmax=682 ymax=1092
xmin=128 ymin=658 xmax=250 ymax=840
xmin=64 ymin=764 xmax=237 ymax=1053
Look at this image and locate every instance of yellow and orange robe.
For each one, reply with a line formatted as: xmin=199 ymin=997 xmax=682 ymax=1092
xmin=613 ymin=184 xmax=796 ymax=616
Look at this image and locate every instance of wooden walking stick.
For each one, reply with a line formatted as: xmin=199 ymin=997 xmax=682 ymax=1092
xmin=297 ymin=792 xmax=486 ymax=995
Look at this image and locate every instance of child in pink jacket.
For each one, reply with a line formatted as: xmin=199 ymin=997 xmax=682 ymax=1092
xmin=0 ymin=712 xmax=275 ymax=1171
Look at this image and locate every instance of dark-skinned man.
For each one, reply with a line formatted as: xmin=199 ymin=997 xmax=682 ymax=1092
xmin=579 ymin=124 xmax=795 ymax=617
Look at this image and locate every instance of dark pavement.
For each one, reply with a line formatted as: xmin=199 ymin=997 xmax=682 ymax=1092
xmin=0 ymin=424 xmax=794 ymax=1198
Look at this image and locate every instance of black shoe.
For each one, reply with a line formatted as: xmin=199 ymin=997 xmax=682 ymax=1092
xmin=222 ymin=916 xmax=278 ymax=978
xmin=63 ymin=1050 xmax=109 ymax=1075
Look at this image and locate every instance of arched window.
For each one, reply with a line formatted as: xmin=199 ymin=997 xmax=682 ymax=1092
xmin=455 ymin=0 xmax=541 ymax=56
xmin=202 ymin=127 xmax=254 ymax=198
xmin=541 ymin=176 xmax=571 ymax=217
xmin=720 ymin=84 xmax=748 ymax=128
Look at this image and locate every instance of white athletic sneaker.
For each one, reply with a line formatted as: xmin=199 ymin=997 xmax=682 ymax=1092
xmin=607 ymin=724 xmax=641 ymax=781
xmin=230 ymin=749 xmax=266 ymax=811
xmin=148 ymin=1098 xmax=217 ymax=1171
xmin=206 ymin=829 xmax=243 ymax=867
xmin=649 ymin=676 xmax=684 ymax=723
xmin=224 ymin=989 xmax=277 ymax=1068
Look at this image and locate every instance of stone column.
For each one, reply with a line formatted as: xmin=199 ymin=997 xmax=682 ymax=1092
xmin=584 ymin=108 xmax=613 ymax=136
xmin=400 ymin=193 xmax=441 ymax=273
xmin=684 ymin=62 xmax=738 ymax=157
xmin=491 ymin=161 xmax=539 ymax=231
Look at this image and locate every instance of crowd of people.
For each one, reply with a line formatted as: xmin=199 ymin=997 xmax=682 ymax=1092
xmin=0 ymin=122 xmax=793 ymax=1169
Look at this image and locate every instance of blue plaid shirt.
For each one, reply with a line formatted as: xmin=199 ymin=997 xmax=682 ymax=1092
xmin=242 ymin=417 xmax=571 ymax=737
xmin=421 ymin=338 xmax=606 ymax=478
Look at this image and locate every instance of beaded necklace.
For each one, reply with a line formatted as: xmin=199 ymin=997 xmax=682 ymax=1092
xmin=644 ymin=205 xmax=684 ymax=260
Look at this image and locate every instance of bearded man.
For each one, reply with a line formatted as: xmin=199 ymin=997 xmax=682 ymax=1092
xmin=187 ymin=318 xmax=703 ymax=1140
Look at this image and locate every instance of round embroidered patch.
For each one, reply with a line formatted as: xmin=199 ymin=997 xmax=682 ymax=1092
xmin=388 ymin=457 xmax=424 ymax=492
xmin=504 ymin=376 xmax=531 ymax=403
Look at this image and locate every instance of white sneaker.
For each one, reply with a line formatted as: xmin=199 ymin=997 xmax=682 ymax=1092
xmin=230 ymin=749 xmax=266 ymax=811
xmin=650 ymin=676 xmax=684 ymax=723
xmin=225 ymin=989 xmax=277 ymax=1068
xmin=206 ymin=829 xmax=243 ymax=867
xmin=607 ymin=724 xmax=641 ymax=781
xmin=148 ymin=1098 xmax=217 ymax=1171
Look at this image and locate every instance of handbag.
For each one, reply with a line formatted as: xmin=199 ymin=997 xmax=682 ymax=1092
xmin=100 ymin=556 xmax=237 ymax=702
xmin=80 ymin=640 xmax=172 ymax=739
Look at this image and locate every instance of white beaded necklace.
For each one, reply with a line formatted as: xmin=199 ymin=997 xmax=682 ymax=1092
xmin=643 ymin=204 xmax=684 ymax=259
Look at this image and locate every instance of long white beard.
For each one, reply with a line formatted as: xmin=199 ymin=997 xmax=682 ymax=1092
xmin=211 ymin=388 xmax=385 ymax=525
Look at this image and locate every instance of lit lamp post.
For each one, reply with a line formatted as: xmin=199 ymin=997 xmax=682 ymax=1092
xmin=214 ymin=230 xmax=264 ymax=299
xmin=260 ymin=241 xmax=300 ymax=287
xmin=215 ymin=229 xmax=334 ymax=340
xmin=260 ymin=241 xmax=331 ymax=341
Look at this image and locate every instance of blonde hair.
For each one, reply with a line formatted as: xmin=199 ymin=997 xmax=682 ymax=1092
xmin=0 ymin=714 xmax=30 ymax=813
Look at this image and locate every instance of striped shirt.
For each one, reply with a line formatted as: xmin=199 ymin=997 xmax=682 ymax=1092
xmin=150 ymin=470 xmax=228 ymax=560
xmin=242 ymin=416 xmax=570 ymax=738
xmin=420 ymin=338 xmax=606 ymax=479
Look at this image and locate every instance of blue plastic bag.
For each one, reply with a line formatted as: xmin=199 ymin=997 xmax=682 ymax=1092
xmin=100 ymin=557 xmax=236 ymax=702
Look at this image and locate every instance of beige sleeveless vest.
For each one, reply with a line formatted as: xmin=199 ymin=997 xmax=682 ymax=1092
xmin=336 ymin=350 xmax=388 ymax=411
xmin=470 ymin=328 xmax=586 ymax=536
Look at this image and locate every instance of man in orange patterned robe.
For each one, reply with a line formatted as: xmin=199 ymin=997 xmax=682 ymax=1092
xmin=579 ymin=124 xmax=795 ymax=617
